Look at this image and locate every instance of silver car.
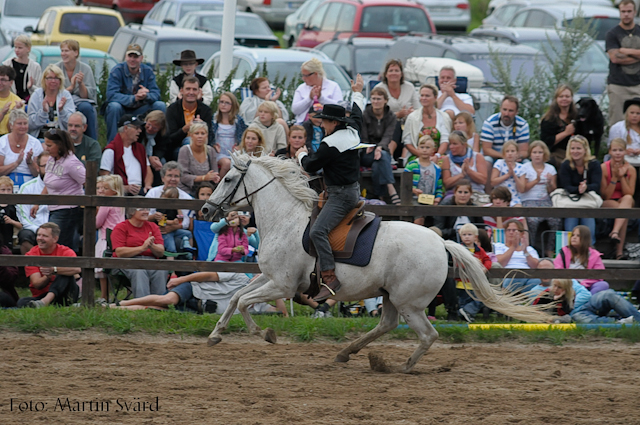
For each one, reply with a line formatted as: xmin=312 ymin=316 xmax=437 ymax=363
xmin=283 ymin=0 xmax=323 ymax=47
xmin=417 ymin=0 xmax=470 ymax=32
xmin=237 ymin=0 xmax=305 ymax=28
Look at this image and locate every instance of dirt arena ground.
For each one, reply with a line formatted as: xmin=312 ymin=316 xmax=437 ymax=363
xmin=0 ymin=331 xmax=638 ymax=425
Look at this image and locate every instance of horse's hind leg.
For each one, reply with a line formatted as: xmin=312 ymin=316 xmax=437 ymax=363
xmin=335 ymin=295 xmax=399 ymax=363
xmin=394 ymin=306 xmax=439 ymax=373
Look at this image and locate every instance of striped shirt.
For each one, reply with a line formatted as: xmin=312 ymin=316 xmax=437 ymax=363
xmin=480 ymin=113 xmax=529 ymax=153
xmin=404 ymin=160 xmax=444 ymax=199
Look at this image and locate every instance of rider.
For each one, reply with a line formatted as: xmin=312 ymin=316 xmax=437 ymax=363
xmin=296 ymin=74 xmax=365 ymax=302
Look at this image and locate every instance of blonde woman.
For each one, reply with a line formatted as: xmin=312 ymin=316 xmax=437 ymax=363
xmin=2 ymin=35 xmax=41 ymax=102
xmin=608 ymin=98 xmax=640 ymax=164
xmin=27 ymin=64 xmax=75 ymax=138
xmin=178 ymin=121 xmax=219 ymax=195
xmin=292 ymin=58 xmax=343 ymax=124
xmin=402 ymin=83 xmax=451 ymax=159
xmin=238 ymin=127 xmax=267 ymax=156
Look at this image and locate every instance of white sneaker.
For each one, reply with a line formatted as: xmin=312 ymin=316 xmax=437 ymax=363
xmin=617 ymin=316 xmax=634 ymax=325
xmin=27 ymin=299 xmax=45 ymax=308
xmin=458 ymin=307 xmax=474 ymax=323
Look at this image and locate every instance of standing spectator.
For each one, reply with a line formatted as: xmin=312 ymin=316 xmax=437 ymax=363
xmin=16 ymin=152 xmax=49 ymax=254
xmin=0 ymin=109 xmax=42 ymax=187
xmin=0 ymin=65 xmax=24 ymax=137
xmin=177 ymin=121 xmax=219 ymax=196
xmin=557 ymin=135 xmax=602 ymax=243
xmin=67 ymin=112 xmax=101 ymax=165
xmin=27 ymin=65 xmax=75 ymax=138
xmin=481 ymin=96 xmax=530 ymax=163
xmin=104 ymin=44 xmax=166 ymax=142
xmin=292 ymin=58 xmax=343 ymax=124
xmin=169 ymin=50 xmax=213 ymax=106
xmin=403 ymin=84 xmax=451 ymax=159
xmin=211 ymin=92 xmax=246 ymax=178
xmin=605 ymin=0 xmax=640 ymax=126
xmin=2 ymin=35 xmax=41 ymax=103
xmin=490 ymin=140 xmax=524 ymax=206
xmin=434 ymin=180 xmax=484 ymax=240
xmin=453 ymin=111 xmax=480 ymax=153
xmin=100 ymin=114 xmax=152 ymax=196
xmin=139 ymin=110 xmax=171 ymax=185
xmin=0 ymin=176 xmax=22 ymax=249
xmin=540 ymin=84 xmax=577 ymax=167
xmin=238 ymin=127 xmax=267 ymax=156
xmin=166 ymin=76 xmax=213 ymax=148
xmin=239 ymin=77 xmax=289 ymax=127
xmin=608 ymin=97 xmax=640 ymax=162
xmin=31 ymin=130 xmax=86 ymax=253
xmin=441 ymin=130 xmax=487 ymax=196
xmin=600 ymin=138 xmax=636 ymax=259
xmin=54 ymin=39 xmax=98 ymax=140
xmin=110 ymin=205 xmax=167 ymax=298
xmin=436 ymin=65 xmax=474 ymax=120
xmin=250 ymin=101 xmax=286 ymax=154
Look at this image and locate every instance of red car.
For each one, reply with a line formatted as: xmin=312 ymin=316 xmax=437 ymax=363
xmin=81 ymin=0 xmax=160 ymax=23
xmin=296 ymin=0 xmax=435 ymax=49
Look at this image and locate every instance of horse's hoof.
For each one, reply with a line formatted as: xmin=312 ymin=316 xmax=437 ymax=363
xmin=263 ymin=328 xmax=277 ymax=344
xmin=334 ymin=353 xmax=350 ymax=363
xmin=207 ymin=336 xmax=222 ymax=347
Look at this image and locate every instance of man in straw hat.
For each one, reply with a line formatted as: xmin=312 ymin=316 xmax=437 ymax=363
xmin=169 ymin=49 xmax=213 ymax=106
xmin=296 ymin=74 xmax=368 ymax=302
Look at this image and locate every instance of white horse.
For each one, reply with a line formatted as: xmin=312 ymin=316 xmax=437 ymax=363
xmin=201 ymin=153 xmax=547 ymax=373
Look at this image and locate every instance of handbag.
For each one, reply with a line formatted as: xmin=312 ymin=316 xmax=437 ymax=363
xmin=624 ymin=154 xmax=640 ymax=167
xmin=549 ymin=188 xmax=603 ymax=209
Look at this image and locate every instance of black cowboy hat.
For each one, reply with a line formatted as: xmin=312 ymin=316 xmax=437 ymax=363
xmin=624 ymin=97 xmax=640 ymax=113
xmin=173 ymin=50 xmax=205 ymax=66
xmin=314 ymin=104 xmax=349 ymax=122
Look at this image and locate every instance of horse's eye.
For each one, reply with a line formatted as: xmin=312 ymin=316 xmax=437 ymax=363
xmin=224 ymin=177 xmax=232 ymax=183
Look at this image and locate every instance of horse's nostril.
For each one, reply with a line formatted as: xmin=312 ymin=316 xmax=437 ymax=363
xmin=202 ymin=207 xmax=210 ymax=215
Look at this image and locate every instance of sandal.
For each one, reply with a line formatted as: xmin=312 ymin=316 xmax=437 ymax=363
xmin=610 ymin=232 xmax=621 ymax=245
xmin=390 ymin=193 xmax=401 ymax=205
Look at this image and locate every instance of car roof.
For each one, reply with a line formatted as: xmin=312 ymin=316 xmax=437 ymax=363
xmin=30 ymin=45 xmax=116 ymax=57
xmin=319 ymin=36 xmax=396 ymax=46
xmin=320 ymin=0 xmax=425 ymax=6
xmin=214 ymin=46 xmax=333 ymax=62
xmin=156 ymin=0 xmax=224 ymax=3
xmin=182 ymin=10 xmax=256 ymax=18
xmin=40 ymin=5 xmax=124 ymax=16
xmin=471 ymin=26 xmax=567 ymax=43
xmin=119 ymin=24 xmax=223 ymax=40
xmin=515 ymin=4 xmax=619 ymax=18
xmin=394 ymin=35 xmax=541 ymax=54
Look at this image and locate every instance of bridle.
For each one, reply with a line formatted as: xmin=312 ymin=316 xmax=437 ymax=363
xmin=203 ymin=159 xmax=276 ymax=218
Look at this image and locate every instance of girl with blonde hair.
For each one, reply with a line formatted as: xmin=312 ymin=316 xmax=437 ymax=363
xmin=238 ymin=127 xmax=267 ymax=156
xmin=2 ymin=34 xmax=41 ymax=102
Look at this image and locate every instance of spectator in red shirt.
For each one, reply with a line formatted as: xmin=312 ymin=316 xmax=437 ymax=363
xmin=110 ymin=202 xmax=167 ymax=297
xmin=18 ymin=222 xmax=80 ymax=308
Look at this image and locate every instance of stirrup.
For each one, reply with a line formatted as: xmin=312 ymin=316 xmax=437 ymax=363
xmin=319 ymin=282 xmax=337 ymax=297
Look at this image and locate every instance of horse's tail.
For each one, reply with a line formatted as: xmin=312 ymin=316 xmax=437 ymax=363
xmin=443 ymin=240 xmax=548 ymax=323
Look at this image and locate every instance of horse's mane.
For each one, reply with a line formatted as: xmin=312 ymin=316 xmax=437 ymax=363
xmin=231 ymin=152 xmax=318 ymax=211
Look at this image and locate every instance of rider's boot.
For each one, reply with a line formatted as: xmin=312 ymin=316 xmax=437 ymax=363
xmin=314 ymin=269 xmax=341 ymax=303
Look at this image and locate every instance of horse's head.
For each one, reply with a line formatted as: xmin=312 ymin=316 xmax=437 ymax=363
xmin=201 ymin=161 xmax=250 ymax=222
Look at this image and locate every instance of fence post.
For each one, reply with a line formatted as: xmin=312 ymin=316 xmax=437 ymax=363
xmin=400 ymin=171 xmax=412 ymax=206
xmin=81 ymin=161 xmax=97 ymax=307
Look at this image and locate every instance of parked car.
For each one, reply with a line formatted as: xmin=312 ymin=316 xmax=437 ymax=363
xmin=2 ymin=45 xmax=118 ymax=83
xmin=0 ymin=0 xmax=74 ymax=42
xmin=26 ymin=6 xmax=125 ymax=53
xmin=284 ymin=0 xmax=323 ymax=48
xmin=237 ymin=0 xmax=305 ymax=28
xmin=108 ymin=24 xmax=222 ymax=68
xmin=417 ymin=0 xmax=470 ymax=32
xmin=143 ymin=0 xmax=224 ymax=26
xmin=487 ymin=0 xmax=612 ymax=16
xmin=81 ymin=0 xmax=161 ymax=23
xmin=296 ymin=0 xmax=436 ymax=49
xmin=177 ymin=11 xmax=280 ymax=48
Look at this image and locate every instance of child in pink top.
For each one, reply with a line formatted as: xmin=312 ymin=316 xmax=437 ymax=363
xmin=95 ymin=175 xmax=125 ymax=300
xmin=214 ymin=211 xmax=248 ymax=262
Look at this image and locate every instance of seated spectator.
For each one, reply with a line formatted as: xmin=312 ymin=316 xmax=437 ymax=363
xmin=16 ymin=152 xmax=49 ymax=254
xmin=481 ymin=96 xmax=529 ymax=163
xmin=0 ymin=233 xmax=18 ymax=307
xmin=494 ymin=218 xmax=539 ymax=293
xmin=456 ymin=223 xmax=493 ymax=323
xmin=110 ymin=204 xmax=167 ymax=298
xmin=239 ymin=77 xmax=289 ymax=129
xmin=67 ymin=112 xmax=101 ymax=165
xmin=139 ymin=110 xmax=171 ymax=185
xmin=27 ymin=64 xmax=75 ymax=138
xmin=540 ymin=85 xmax=577 ymax=167
xmin=211 ymin=92 xmax=246 ymax=178
xmin=404 ymin=135 xmax=443 ymax=218
xmin=557 ymin=135 xmax=601 ymax=244
xmin=190 ymin=182 xmax=216 ymax=259
xmin=104 ymin=44 xmax=166 ymax=142
xmin=292 ymin=58 xmax=343 ymax=124
xmin=436 ymin=65 xmax=474 ymax=120
xmin=0 ymin=65 xmax=24 ymax=137
xmin=490 ymin=140 xmax=524 ymax=206
xmin=453 ymin=111 xmax=480 ymax=153
xmin=95 ymin=174 xmax=125 ymax=301
xmin=554 ymin=225 xmax=610 ymax=294
xmin=250 ymin=101 xmax=286 ymax=154
xmin=607 ymin=98 xmax=640 ymax=163
xmin=55 ymin=39 xmax=98 ymax=140
xmin=303 ymin=102 xmax=325 ymax=153
xmin=441 ymin=130 xmax=487 ymax=197
xmin=207 ymin=210 xmax=259 ymax=263
xmin=156 ymin=186 xmax=196 ymax=255
xmin=169 ymin=50 xmax=213 ymax=106
xmin=482 ymin=186 xmax=523 ymax=230
xmin=100 ymin=114 xmax=152 ymax=196
xmin=166 ymin=76 xmax=213 ymax=149
xmin=2 ymin=35 xmax=41 ymax=103
xmin=275 ymin=125 xmax=307 ymax=159
xmin=600 ymin=138 xmax=636 ymax=259
xmin=434 ymin=180 xmax=484 ymax=240
xmin=178 ymin=121 xmax=219 ymax=196
xmin=361 ymin=87 xmax=400 ymax=205
xmin=192 ymin=182 xmax=215 ymax=222
xmin=19 ymin=222 xmax=80 ymax=308
xmin=515 ymin=141 xmax=561 ymax=257
xmin=0 ymin=109 xmax=42 ymax=187
xmin=0 ymin=177 xmax=22 ymax=249
xmin=213 ymin=211 xmax=248 ymax=262
xmin=403 ymin=84 xmax=451 ymax=160
xmin=239 ymin=127 xmax=267 ymax=156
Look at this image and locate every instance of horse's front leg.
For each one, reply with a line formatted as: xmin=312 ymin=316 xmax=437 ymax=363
xmin=208 ymin=274 xmax=270 ymax=346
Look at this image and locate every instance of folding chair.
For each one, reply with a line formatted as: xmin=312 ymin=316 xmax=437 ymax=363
xmin=540 ymin=230 xmax=571 ymax=258
xmin=103 ymin=229 xmax=132 ymax=303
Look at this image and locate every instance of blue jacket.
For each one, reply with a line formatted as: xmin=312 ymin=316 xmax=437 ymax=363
xmin=106 ymin=62 xmax=161 ymax=108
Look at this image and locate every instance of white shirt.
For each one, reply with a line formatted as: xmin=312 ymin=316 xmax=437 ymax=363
xmin=516 ymin=162 xmax=556 ymax=202
xmin=0 ymin=134 xmax=43 ymax=176
xmin=608 ymin=120 xmax=640 ymax=150
xmin=145 ymin=185 xmax=193 ymax=229
xmin=494 ymin=243 xmax=539 ymax=269
xmin=439 ymin=92 xmax=473 ymax=116
xmin=291 ymin=78 xmax=343 ymax=124
xmin=16 ymin=175 xmax=48 ymax=232
xmin=493 ymin=159 xmax=523 ymax=205
xmin=100 ymin=146 xmax=150 ymax=186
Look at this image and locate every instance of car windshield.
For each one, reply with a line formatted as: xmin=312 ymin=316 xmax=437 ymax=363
xmin=157 ymin=41 xmax=221 ymax=65
xmin=359 ymin=6 xmax=431 ymax=34
xmin=463 ymin=53 xmax=541 ymax=83
xmin=199 ymin=15 xmax=272 ymax=36
xmin=566 ymin=17 xmax=618 ymax=41
xmin=59 ymin=13 xmax=121 ymax=36
xmin=354 ymin=47 xmax=390 ymax=75
xmin=179 ymin=3 xmax=224 ymax=21
xmin=40 ymin=55 xmax=117 ymax=83
xmin=521 ymin=40 xmax=608 ymax=73
xmin=4 ymin=0 xmax=71 ymax=18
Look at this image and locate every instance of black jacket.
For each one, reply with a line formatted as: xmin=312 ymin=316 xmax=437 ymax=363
xmin=166 ymin=99 xmax=213 ymax=147
xmin=361 ymin=104 xmax=397 ymax=151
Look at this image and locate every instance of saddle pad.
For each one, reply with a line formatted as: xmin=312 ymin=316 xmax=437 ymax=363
xmin=302 ymin=216 xmax=382 ymax=267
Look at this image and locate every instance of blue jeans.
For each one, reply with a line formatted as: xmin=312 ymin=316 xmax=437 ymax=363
xmin=169 ymin=282 xmax=199 ymax=312
xmin=571 ymin=289 xmax=640 ymax=323
xmin=360 ymin=149 xmax=394 ymax=197
xmin=49 ymin=207 xmax=82 ymax=253
xmin=76 ymin=101 xmax=98 ymax=141
xmin=564 ymin=217 xmax=596 ymax=245
xmin=502 ymin=277 xmax=539 ymax=294
xmin=364 ymin=296 xmax=382 ymax=314
xmin=459 ymin=289 xmax=484 ymax=317
xmin=162 ymin=228 xmax=192 ymax=253
xmin=105 ymin=101 xmax=167 ymax=142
